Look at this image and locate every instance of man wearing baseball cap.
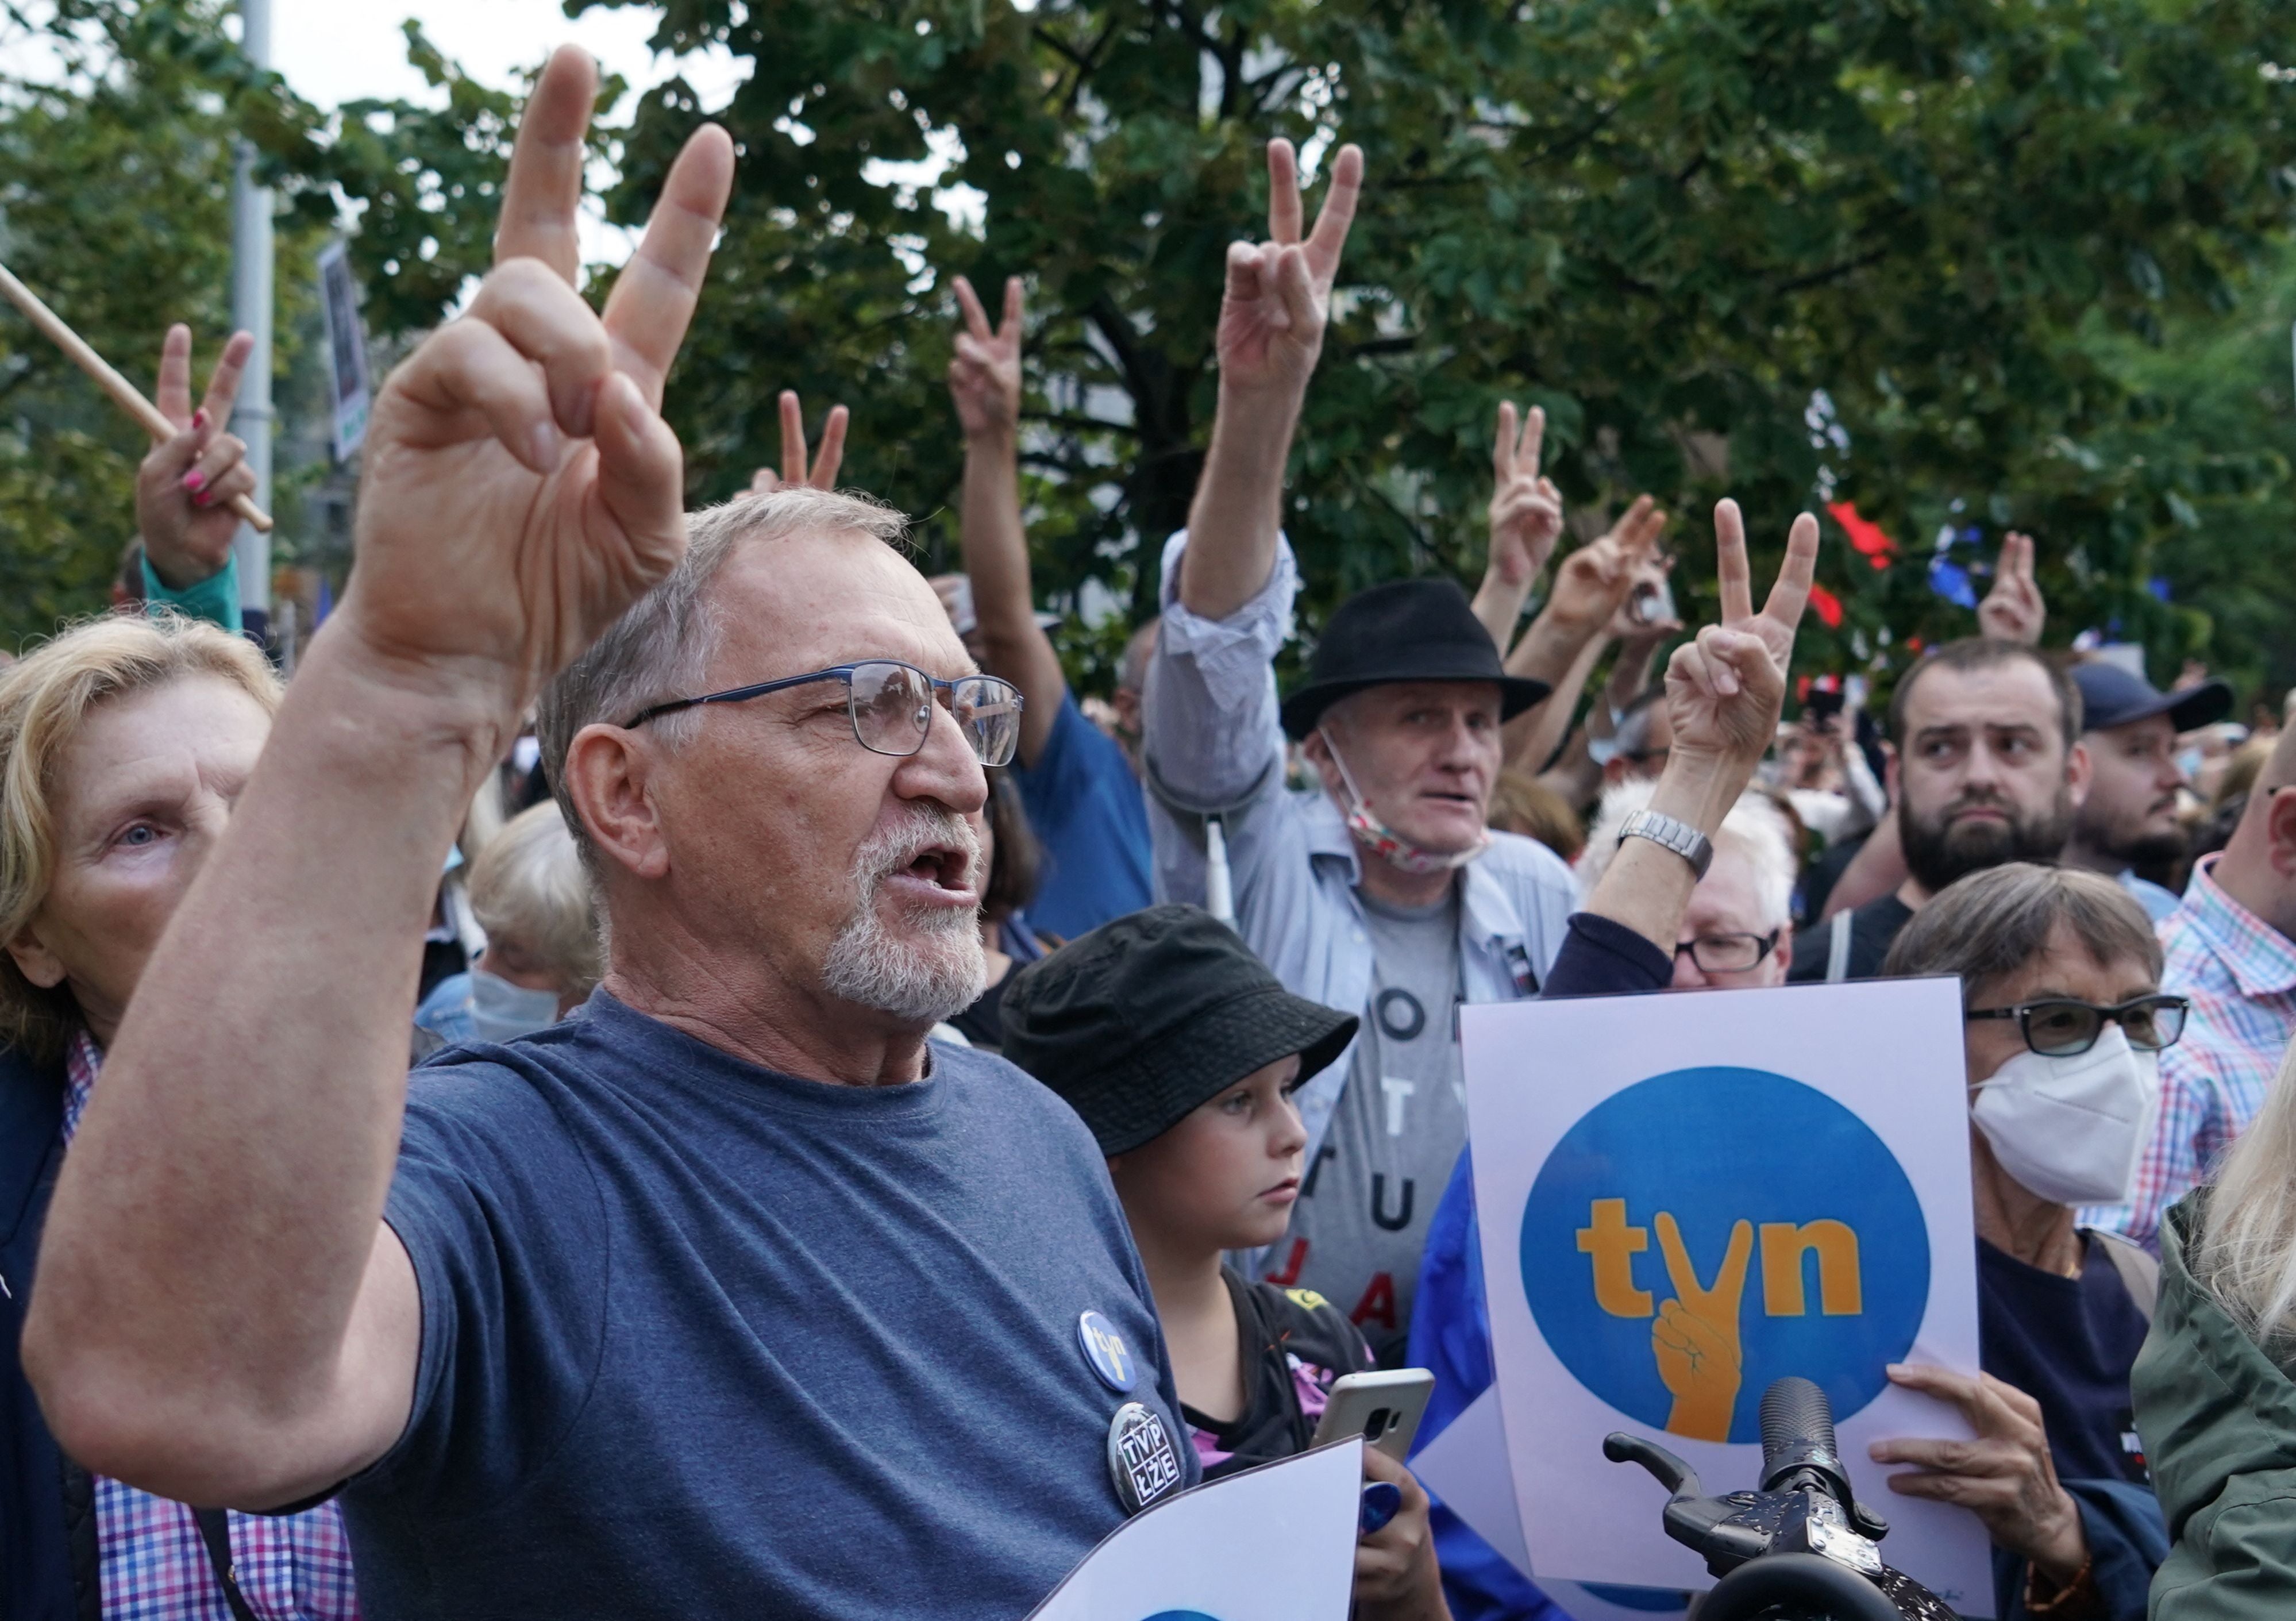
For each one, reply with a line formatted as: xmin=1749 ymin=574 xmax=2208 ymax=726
xmin=2063 ymin=660 xmax=2232 ymax=921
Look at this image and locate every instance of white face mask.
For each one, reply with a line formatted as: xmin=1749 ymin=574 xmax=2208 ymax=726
xmin=1970 ymin=1023 xmax=2161 ymax=1206
xmin=468 ymin=968 xmax=563 ymax=1044
xmin=1317 ymin=726 xmax=1490 ymax=876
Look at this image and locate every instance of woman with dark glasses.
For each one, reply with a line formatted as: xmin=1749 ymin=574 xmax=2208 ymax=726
xmin=1867 ymin=863 xmax=2176 ymax=1621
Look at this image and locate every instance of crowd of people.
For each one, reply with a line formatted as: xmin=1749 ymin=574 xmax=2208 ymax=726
xmin=6 ymin=43 xmax=2296 ymax=1621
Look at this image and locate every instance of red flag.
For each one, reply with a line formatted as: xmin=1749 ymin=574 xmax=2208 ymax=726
xmin=1808 ymin=581 xmax=1844 ymax=629
xmin=1827 ymin=501 xmax=1897 ymax=571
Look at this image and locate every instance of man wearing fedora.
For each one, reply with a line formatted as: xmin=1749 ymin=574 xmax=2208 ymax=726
xmin=1135 ymin=141 xmax=1584 ymax=1359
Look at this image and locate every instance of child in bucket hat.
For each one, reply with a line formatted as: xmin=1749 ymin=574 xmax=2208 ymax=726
xmin=1001 ymin=904 xmax=1448 ymax=1618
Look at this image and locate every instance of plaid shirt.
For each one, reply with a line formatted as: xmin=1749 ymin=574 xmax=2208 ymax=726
xmin=61 ymin=1031 xmax=362 ymax=1621
xmin=2082 ymin=855 xmax=2296 ymax=1250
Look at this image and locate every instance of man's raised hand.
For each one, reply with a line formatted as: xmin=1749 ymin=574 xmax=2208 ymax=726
xmin=1978 ymin=530 xmax=2045 ymax=645
xmin=1663 ymin=501 xmax=1820 ymax=776
xmin=750 ymin=390 xmax=849 ymax=493
xmin=1486 ymin=402 xmax=1563 ymax=590
xmin=1213 ymin=138 xmax=1363 ymax=399
xmin=949 ymin=275 xmax=1023 ymax=442
xmin=342 ymin=46 xmax=734 ymax=710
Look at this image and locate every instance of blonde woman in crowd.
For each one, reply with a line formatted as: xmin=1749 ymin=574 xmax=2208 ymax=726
xmin=417 ymin=799 xmax=604 ymax=1044
xmin=0 ymin=613 xmax=361 ymax=1620
xmin=2139 ymin=1035 xmax=2296 ymax=1616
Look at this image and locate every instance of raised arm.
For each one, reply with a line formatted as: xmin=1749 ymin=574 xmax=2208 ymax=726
xmin=947 ymin=274 xmax=1062 ymax=766
xmin=1176 ymin=137 xmax=1362 ymax=621
xmin=1583 ymin=500 xmax=1820 ymax=950
xmin=1469 ymin=401 xmax=1563 ymax=647
xmin=23 ymin=47 xmax=735 ymax=1507
xmin=1501 ymin=498 xmax=1666 ymax=769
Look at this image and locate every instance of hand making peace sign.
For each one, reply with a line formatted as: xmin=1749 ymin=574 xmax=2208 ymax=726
xmin=136 ymin=323 xmax=257 ymax=587
xmin=1214 ymin=138 xmax=1364 ymax=399
xmin=1486 ymin=401 xmax=1565 ymax=591
xmin=749 ymin=389 xmax=849 ymax=493
xmin=948 ymin=275 xmax=1024 ymax=441
xmin=338 ymin=47 xmax=734 ymax=710
xmin=1663 ymin=501 xmax=1821 ymax=776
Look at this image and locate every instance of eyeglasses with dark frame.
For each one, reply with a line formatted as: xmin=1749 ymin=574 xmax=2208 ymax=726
xmin=621 ymin=660 xmax=1024 ymax=767
xmin=1671 ymin=931 xmax=1780 ymax=974
xmin=1963 ymin=994 xmax=2189 ymax=1057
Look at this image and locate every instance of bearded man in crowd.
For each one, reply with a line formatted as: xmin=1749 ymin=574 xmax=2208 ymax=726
xmin=1793 ymin=638 xmax=2091 ymax=981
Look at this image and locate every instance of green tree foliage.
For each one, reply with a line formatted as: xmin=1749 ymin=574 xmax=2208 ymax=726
xmin=5 ymin=0 xmax=2294 ymax=703
xmin=587 ymin=0 xmax=2296 ymax=698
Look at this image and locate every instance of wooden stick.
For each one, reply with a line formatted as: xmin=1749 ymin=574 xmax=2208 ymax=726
xmin=0 ymin=259 xmax=273 ymax=533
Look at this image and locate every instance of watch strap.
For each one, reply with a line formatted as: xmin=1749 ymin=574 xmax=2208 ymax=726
xmin=1617 ymin=808 xmax=1715 ymax=881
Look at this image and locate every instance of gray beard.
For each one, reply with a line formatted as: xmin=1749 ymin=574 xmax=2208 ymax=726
xmin=819 ymin=811 xmax=987 ymax=1023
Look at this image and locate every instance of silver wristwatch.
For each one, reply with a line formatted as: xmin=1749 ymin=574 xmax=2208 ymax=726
xmin=1617 ymin=808 xmax=1715 ymax=880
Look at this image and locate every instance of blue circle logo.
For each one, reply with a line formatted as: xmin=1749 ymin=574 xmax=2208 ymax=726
xmin=1520 ymin=1066 xmax=1928 ymax=1445
xmin=1078 ymin=1310 xmax=1139 ymax=1393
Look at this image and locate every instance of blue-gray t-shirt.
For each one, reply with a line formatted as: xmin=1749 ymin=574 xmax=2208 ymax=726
xmin=344 ymin=991 xmax=1191 ymax=1620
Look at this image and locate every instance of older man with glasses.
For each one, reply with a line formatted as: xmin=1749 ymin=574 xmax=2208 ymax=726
xmin=24 ymin=52 xmax=1191 ymax=1621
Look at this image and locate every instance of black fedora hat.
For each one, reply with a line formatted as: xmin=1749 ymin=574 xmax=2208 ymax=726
xmin=1000 ymin=904 xmax=1358 ymax=1157
xmin=1278 ymin=577 xmax=1551 ymax=740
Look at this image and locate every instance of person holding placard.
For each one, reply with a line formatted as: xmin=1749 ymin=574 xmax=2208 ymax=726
xmin=1869 ymin=864 xmax=2175 ymax=1620
xmin=1001 ymin=903 xmax=1452 ymax=1619
xmin=1407 ymin=781 xmax=1804 ymax=1619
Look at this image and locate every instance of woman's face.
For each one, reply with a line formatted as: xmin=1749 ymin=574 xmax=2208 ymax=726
xmin=1110 ymin=1053 xmax=1309 ymax=1255
xmin=6 ymin=676 xmax=271 ymax=1047
xmin=1960 ymin=919 xmax=2159 ymax=1092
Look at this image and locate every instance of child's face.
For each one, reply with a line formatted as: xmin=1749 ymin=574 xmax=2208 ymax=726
xmin=1111 ymin=1054 xmax=1308 ymax=1254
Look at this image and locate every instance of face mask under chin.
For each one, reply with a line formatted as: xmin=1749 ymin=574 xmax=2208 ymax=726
xmin=1317 ymin=726 xmax=1490 ymax=877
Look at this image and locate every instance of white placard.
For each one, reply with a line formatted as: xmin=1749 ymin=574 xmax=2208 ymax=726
xmin=1463 ymin=979 xmax=1994 ymax=1613
xmin=1028 ymin=1438 xmax=1362 ymax=1620
xmin=317 ymin=241 xmax=371 ymax=460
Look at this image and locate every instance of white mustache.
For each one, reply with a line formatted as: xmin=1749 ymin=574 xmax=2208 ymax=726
xmin=855 ymin=806 xmax=981 ymax=890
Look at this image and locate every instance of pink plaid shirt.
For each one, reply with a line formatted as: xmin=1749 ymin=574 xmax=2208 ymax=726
xmin=61 ymin=1030 xmax=363 ymax=1621
xmin=2081 ymin=855 xmax=2296 ymax=1250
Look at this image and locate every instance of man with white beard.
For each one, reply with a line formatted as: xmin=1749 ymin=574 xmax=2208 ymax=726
xmin=24 ymin=53 xmax=1189 ymax=1621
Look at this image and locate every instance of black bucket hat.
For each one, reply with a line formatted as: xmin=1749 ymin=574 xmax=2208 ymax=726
xmin=1000 ymin=904 xmax=1358 ymax=1157
xmin=1278 ymin=577 xmax=1552 ymax=741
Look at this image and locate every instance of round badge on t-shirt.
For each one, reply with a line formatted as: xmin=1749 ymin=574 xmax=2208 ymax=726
xmin=1077 ymin=1310 xmax=1138 ymax=1392
xmin=1106 ymin=1401 xmax=1182 ymax=1514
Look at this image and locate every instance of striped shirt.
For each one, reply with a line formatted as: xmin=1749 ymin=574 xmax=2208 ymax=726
xmin=2082 ymin=856 xmax=2296 ymax=1250
xmin=61 ymin=1030 xmax=362 ymax=1621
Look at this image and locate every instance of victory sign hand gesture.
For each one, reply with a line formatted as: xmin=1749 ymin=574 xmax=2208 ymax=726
xmin=341 ymin=47 xmax=734 ymax=711
xmin=1978 ymin=530 xmax=2045 ymax=645
xmin=948 ymin=275 xmax=1023 ymax=442
xmin=136 ymin=324 xmax=257 ymax=588
xmin=1663 ymin=501 xmax=1820 ymax=779
xmin=750 ymin=389 xmax=848 ymax=493
xmin=1214 ymin=138 xmax=1363 ymax=399
xmin=1652 ymin=1212 xmax=1754 ymax=1444
xmin=1486 ymin=402 xmax=1564 ymax=591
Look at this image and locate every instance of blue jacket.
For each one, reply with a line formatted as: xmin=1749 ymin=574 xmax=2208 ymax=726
xmin=2 ymin=1044 xmax=83 ymax=1621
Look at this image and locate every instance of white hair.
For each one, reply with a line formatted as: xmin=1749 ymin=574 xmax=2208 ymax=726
xmin=2197 ymin=1038 xmax=2296 ymax=1352
xmin=468 ymin=802 xmax=601 ymax=997
xmin=1577 ymin=779 xmax=1797 ymax=928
